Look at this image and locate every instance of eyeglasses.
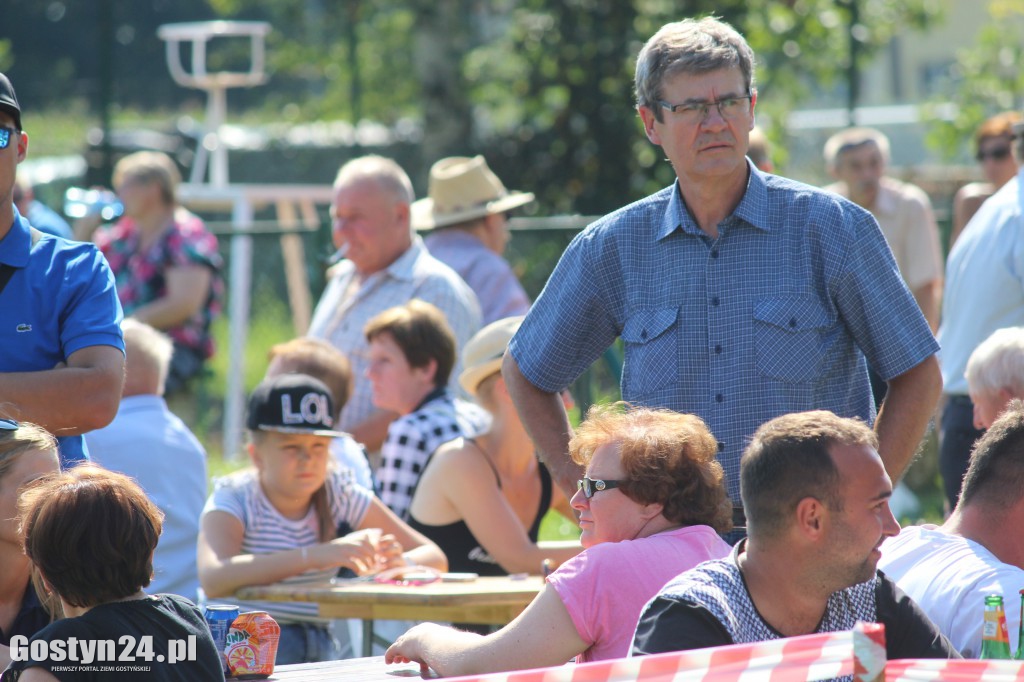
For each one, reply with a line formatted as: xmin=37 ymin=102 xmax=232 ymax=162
xmin=0 ymin=418 xmax=19 ymax=432
xmin=657 ymin=94 xmax=753 ymax=124
xmin=577 ymin=476 xmax=625 ymax=499
xmin=0 ymin=126 xmax=19 ymax=150
xmin=977 ymin=146 xmax=1011 ymax=162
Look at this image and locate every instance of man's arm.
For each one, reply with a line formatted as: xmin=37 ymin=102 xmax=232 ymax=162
xmin=876 ymin=354 xmax=942 ymax=482
xmin=502 ymin=352 xmax=580 ymax=498
xmin=910 ymin=280 xmax=941 ymax=334
xmin=0 ymin=345 xmax=124 ymax=434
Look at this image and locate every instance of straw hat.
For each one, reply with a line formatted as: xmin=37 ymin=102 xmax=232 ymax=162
xmin=459 ymin=316 xmax=525 ymax=396
xmin=411 ymin=156 xmax=535 ymax=230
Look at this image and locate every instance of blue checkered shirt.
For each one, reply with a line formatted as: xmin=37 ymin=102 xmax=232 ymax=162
xmin=509 ymin=166 xmax=939 ymax=499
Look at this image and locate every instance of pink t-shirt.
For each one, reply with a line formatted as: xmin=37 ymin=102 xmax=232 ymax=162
xmin=547 ymin=525 xmax=731 ymax=663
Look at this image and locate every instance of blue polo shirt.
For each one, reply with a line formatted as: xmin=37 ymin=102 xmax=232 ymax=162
xmin=0 ymin=207 xmax=124 ymax=466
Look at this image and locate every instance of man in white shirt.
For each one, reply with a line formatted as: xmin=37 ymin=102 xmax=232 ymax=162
xmin=85 ymin=319 xmax=207 ymax=601
xmin=307 ymin=155 xmax=482 ymax=453
xmin=937 ymin=122 xmax=1024 ymax=511
xmin=878 ymin=402 xmax=1024 ymax=658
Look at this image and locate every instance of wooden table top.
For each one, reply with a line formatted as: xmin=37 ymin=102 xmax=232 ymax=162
xmin=236 ymin=575 xmax=544 ymax=623
xmin=267 ymin=656 xmax=434 ymax=681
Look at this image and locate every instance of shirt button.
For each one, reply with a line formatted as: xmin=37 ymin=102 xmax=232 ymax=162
xmin=641 ymin=329 xmax=648 ymax=340
xmin=711 ymin=296 xmax=720 ymax=306
xmin=715 ymin=344 xmax=722 ymax=354
xmin=789 ymin=318 xmax=798 ymax=328
xmin=715 ymin=393 xmax=723 ymax=403
xmin=718 ymin=441 xmax=725 ymax=452
xmin=711 ymin=249 xmax=719 ymax=259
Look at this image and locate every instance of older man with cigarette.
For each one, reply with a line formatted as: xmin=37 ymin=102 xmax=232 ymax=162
xmin=307 ymin=155 xmax=481 ymax=453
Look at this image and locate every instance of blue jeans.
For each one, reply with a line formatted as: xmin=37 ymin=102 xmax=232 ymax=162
xmin=276 ymin=622 xmax=342 ymax=665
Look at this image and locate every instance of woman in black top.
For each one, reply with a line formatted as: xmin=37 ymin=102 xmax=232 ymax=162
xmin=407 ymin=317 xmax=580 ymax=577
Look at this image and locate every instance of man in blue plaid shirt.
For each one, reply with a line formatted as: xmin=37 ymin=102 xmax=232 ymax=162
xmin=502 ymin=18 xmax=941 ymax=520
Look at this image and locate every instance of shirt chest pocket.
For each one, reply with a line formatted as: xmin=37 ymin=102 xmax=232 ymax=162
xmin=753 ymin=297 xmax=835 ymax=383
xmin=621 ymin=307 xmax=679 ymax=398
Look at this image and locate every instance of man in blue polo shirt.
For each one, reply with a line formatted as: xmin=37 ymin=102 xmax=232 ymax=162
xmin=501 ymin=18 xmax=941 ymax=525
xmin=0 ymin=72 xmax=124 ymax=466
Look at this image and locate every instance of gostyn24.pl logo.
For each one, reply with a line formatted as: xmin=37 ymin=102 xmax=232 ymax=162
xmin=9 ymin=635 xmax=199 ymax=664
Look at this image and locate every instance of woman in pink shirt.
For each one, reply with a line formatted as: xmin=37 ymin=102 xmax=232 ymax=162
xmin=386 ymin=404 xmax=733 ymax=675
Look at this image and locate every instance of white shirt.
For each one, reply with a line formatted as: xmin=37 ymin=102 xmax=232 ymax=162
xmin=307 ymin=237 xmax=482 ymax=433
xmin=85 ymin=395 xmax=208 ymax=601
xmin=879 ymin=524 xmax=1024 ymax=658
xmin=938 ymin=172 xmax=1024 ymax=395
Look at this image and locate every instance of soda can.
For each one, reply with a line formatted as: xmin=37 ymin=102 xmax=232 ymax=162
xmin=225 ymin=611 xmax=280 ymax=679
xmin=204 ymin=604 xmax=240 ymax=674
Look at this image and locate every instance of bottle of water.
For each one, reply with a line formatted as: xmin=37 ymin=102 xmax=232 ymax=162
xmin=63 ymin=187 xmax=124 ymax=221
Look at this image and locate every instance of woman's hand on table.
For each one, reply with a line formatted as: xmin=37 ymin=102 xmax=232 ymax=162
xmin=322 ymin=529 xmax=382 ymax=574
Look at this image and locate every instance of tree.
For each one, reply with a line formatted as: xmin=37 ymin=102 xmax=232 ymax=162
xmin=924 ymin=0 xmax=1024 ymax=159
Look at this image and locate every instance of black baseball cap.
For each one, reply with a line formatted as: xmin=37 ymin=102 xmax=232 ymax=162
xmin=246 ymin=374 xmax=346 ymax=437
xmin=0 ymin=73 xmax=22 ymax=130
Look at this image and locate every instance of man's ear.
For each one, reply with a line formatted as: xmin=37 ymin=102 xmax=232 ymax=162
xmin=637 ymin=106 xmax=662 ymax=145
xmin=795 ymin=496 xmax=827 ymax=539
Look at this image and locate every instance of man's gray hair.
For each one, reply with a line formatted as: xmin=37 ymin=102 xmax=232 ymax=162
xmin=334 ymin=154 xmax=415 ymax=205
xmin=966 ymin=326 xmax=1024 ymax=399
xmin=122 ymin=319 xmax=174 ymax=391
xmin=634 ymin=17 xmax=756 ymax=121
xmin=823 ymin=127 xmax=891 ymax=169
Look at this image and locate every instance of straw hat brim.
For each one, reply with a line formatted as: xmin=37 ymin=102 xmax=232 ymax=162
xmin=412 ymin=191 xmax=535 ymax=231
xmin=458 ymin=357 xmax=504 ymax=397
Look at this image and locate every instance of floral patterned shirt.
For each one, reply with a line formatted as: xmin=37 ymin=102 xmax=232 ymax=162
xmin=95 ymin=213 xmax=223 ymax=358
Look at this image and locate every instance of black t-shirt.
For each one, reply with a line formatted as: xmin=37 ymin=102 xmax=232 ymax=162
xmin=2 ymin=594 xmax=223 ymax=682
xmin=0 ymin=581 xmax=51 ymax=647
xmin=632 ymin=571 xmax=960 ymax=661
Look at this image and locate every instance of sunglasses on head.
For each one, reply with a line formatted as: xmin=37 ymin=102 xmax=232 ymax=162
xmin=977 ymin=146 xmax=1011 ymax=162
xmin=0 ymin=126 xmax=19 ymax=150
xmin=0 ymin=418 xmax=19 ymax=432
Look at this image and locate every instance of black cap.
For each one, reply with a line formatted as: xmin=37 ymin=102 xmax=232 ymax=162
xmin=246 ymin=374 xmax=346 ymax=437
xmin=0 ymin=73 xmax=21 ymax=130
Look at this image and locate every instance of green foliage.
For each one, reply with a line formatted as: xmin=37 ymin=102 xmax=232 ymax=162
xmin=924 ymin=2 xmax=1024 ymax=159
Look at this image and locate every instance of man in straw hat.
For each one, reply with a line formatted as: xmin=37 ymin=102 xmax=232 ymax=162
xmin=308 ymin=155 xmax=481 ymax=453
xmin=416 ymin=156 xmax=533 ymax=325
xmin=0 ymin=71 xmax=124 ymax=467
xmin=502 ymin=18 xmax=940 ymax=539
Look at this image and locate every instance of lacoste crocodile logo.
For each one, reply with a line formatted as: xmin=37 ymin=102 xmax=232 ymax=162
xmin=16 ymin=324 xmax=31 ymax=332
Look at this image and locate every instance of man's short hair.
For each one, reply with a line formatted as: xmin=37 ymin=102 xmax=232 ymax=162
xmin=268 ymin=337 xmax=353 ymax=416
xmin=966 ymin=326 xmax=1024 ymax=399
xmin=741 ymin=410 xmax=878 ymax=539
xmin=364 ymin=299 xmax=456 ymax=389
xmin=975 ymin=111 xmax=1022 ymax=148
xmin=823 ymin=127 xmax=891 ymax=170
xmin=959 ymin=400 xmax=1024 ymax=510
xmin=112 ymin=151 xmax=181 ymax=206
xmin=569 ymin=403 xmax=733 ymax=532
xmin=334 ymin=154 xmax=415 ymax=205
xmin=634 ymin=17 xmax=756 ymax=122
xmin=18 ymin=464 xmax=164 ymax=608
xmin=122 ymin=319 xmax=174 ymax=393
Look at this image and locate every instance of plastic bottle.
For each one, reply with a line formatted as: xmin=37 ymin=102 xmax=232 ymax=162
xmin=63 ymin=187 xmax=124 ymax=221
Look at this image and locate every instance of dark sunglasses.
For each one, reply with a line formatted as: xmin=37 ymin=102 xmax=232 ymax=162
xmin=977 ymin=146 xmax=1011 ymax=162
xmin=0 ymin=418 xmax=19 ymax=432
xmin=0 ymin=126 xmax=19 ymax=150
xmin=577 ymin=476 xmax=625 ymax=499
